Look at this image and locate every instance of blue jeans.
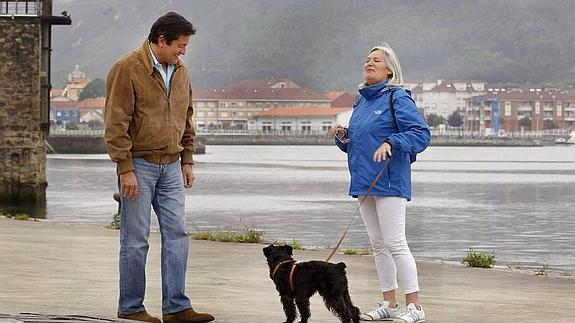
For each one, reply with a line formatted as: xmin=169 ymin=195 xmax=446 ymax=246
xmin=118 ymin=158 xmax=192 ymax=315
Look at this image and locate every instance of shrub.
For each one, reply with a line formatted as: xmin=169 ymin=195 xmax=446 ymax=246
xmin=534 ymin=265 xmax=548 ymax=276
xmin=273 ymin=239 xmax=304 ymax=250
xmin=190 ymin=225 xmax=264 ymax=243
xmin=343 ymin=248 xmax=358 ymax=255
xmin=462 ymin=248 xmax=495 ymax=268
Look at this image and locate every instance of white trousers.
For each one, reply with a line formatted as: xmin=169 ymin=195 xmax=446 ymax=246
xmin=359 ymin=196 xmax=420 ymax=294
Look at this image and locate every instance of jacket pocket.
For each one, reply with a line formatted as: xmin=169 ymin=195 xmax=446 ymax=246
xmin=132 ymin=116 xmax=168 ymax=151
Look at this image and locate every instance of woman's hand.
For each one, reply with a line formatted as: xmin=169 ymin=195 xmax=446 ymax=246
xmin=373 ymin=141 xmax=392 ymax=162
xmin=329 ymin=124 xmax=346 ymax=138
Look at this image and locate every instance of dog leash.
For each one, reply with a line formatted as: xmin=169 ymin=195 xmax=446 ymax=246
xmin=325 ymin=158 xmax=390 ymax=262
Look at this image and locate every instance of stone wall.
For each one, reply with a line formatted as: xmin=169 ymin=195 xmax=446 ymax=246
xmin=0 ymin=17 xmax=46 ymax=201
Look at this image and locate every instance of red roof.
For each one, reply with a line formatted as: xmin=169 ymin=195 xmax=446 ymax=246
xmin=468 ymin=90 xmax=575 ymax=102
xmin=325 ymin=91 xmax=346 ymax=100
xmin=330 ymin=92 xmax=357 ymax=108
xmin=50 ymin=100 xmax=77 ymax=109
xmin=76 ymin=97 xmax=105 ymax=109
xmin=253 ymin=107 xmax=350 ymax=118
xmin=430 ymin=82 xmax=457 ymax=92
xmin=193 ymin=87 xmax=330 ymax=102
xmin=224 ymin=79 xmax=301 ymax=90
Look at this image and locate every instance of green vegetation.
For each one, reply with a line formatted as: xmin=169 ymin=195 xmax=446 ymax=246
xmin=343 ymin=248 xmax=358 ymax=255
xmin=534 ymin=265 xmax=549 ymax=276
xmin=105 ymin=213 xmax=121 ymax=230
xmin=78 ymin=78 xmax=106 ymax=100
xmin=0 ymin=210 xmax=34 ymax=221
xmin=273 ymin=239 xmax=304 ymax=250
xmin=462 ymin=248 xmax=496 ymax=268
xmin=191 ymin=226 xmax=264 ymax=243
xmin=343 ymin=247 xmax=373 ymax=256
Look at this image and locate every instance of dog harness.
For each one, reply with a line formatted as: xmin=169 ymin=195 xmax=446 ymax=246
xmin=271 ymin=260 xmax=298 ymax=293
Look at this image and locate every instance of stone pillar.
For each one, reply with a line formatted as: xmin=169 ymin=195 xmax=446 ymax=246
xmin=0 ymin=1 xmax=70 ymax=205
xmin=0 ymin=17 xmax=46 ymax=202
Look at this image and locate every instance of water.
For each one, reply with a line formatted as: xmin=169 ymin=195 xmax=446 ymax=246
xmin=7 ymin=145 xmax=575 ymax=272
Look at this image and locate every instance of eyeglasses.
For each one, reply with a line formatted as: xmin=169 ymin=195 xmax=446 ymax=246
xmin=335 ymin=128 xmax=350 ymax=144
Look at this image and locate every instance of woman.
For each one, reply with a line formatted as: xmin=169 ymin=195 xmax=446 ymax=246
xmin=330 ymin=43 xmax=431 ymax=322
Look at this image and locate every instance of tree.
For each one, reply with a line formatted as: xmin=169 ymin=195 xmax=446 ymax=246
xmin=447 ymin=111 xmax=463 ymax=127
xmin=88 ymin=119 xmax=104 ymax=130
xmin=518 ymin=116 xmax=532 ymax=129
xmin=65 ymin=121 xmax=79 ymax=130
xmin=78 ymin=78 xmax=105 ymax=100
xmin=426 ymin=113 xmax=445 ymax=128
xmin=543 ymin=119 xmax=557 ymax=130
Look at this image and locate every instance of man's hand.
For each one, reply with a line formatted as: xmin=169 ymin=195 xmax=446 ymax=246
xmin=182 ymin=164 xmax=195 ymax=188
xmin=120 ymin=171 xmax=138 ymax=199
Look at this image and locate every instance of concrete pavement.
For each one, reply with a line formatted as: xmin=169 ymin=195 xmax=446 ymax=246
xmin=1 ymin=217 xmax=574 ymax=322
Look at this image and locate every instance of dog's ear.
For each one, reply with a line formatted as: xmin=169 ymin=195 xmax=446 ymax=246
xmin=263 ymin=244 xmax=272 ymax=258
xmin=282 ymin=245 xmax=293 ymax=255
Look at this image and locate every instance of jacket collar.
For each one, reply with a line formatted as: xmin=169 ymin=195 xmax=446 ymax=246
xmin=359 ymin=80 xmax=389 ymax=100
xmin=139 ymin=39 xmax=183 ymax=75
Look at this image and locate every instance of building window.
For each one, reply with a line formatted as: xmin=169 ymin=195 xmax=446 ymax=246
xmin=262 ymin=121 xmax=272 ymax=131
xmin=281 ymin=122 xmax=291 ymax=131
xmin=558 ymin=103 xmax=562 ymax=117
xmin=535 ymin=101 xmax=540 ymax=115
xmin=220 ymin=112 xmax=229 ymax=117
xmin=196 ymin=112 xmax=205 ymax=117
xmin=195 ymin=102 xmax=205 ymax=108
xmin=504 ymin=102 xmax=511 ymax=117
xmin=301 ymin=121 xmax=311 ymax=131
xmin=322 ymin=121 xmax=332 ymax=131
xmin=207 ymin=112 xmax=214 ymax=117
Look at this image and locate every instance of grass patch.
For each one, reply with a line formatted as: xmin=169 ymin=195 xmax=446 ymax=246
xmin=1 ymin=210 xmax=33 ymax=221
xmin=343 ymin=248 xmax=358 ymax=255
xmin=191 ymin=225 xmax=264 ymax=243
xmin=359 ymin=248 xmax=373 ymax=256
xmin=273 ymin=239 xmax=304 ymax=250
xmin=462 ymin=248 xmax=496 ymax=268
xmin=105 ymin=213 xmax=121 ymax=230
xmin=534 ymin=264 xmax=549 ymax=276
xmin=342 ymin=247 xmax=373 ymax=255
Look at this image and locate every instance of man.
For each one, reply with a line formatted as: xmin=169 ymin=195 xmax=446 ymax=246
xmin=104 ymin=12 xmax=214 ymax=323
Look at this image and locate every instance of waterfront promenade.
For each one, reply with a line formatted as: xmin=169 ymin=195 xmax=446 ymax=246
xmin=1 ymin=217 xmax=574 ymax=322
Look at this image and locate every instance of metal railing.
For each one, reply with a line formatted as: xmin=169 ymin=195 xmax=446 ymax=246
xmin=0 ymin=0 xmax=42 ymax=16
xmin=50 ymin=129 xmax=104 ymax=136
xmin=49 ymin=127 xmax=573 ymax=138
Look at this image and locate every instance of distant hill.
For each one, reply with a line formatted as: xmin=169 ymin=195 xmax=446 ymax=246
xmin=51 ymin=0 xmax=575 ymax=91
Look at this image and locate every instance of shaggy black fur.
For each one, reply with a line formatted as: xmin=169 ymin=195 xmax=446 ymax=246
xmin=263 ymin=244 xmax=360 ymax=323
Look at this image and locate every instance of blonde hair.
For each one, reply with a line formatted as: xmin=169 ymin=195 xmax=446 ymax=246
xmin=368 ymin=43 xmax=403 ymax=87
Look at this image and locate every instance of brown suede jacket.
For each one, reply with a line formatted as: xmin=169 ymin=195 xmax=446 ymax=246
xmin=104 ymin=40 xmax=195 ymax=174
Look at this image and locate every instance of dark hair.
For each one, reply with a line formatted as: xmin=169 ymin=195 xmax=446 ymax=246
xmin=148 ymin=12 xmax=196 ymax=45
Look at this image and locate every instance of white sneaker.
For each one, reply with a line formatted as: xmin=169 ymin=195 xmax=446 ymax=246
xmin=396 ymin=303 xmax=425 ymax=323
xmin=359 ymin=301 xmax=401 ymax=321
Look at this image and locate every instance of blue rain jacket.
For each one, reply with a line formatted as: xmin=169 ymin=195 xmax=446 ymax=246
xmin=336 ymin=81 xmax=431 ymax=200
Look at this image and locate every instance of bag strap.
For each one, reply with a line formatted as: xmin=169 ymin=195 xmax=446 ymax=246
xmin=388 ymin=88 xmax=398 ymax=131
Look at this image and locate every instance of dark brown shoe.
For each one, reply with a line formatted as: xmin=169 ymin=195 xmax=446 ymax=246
xmin=117 ymin=310 xmax=161 ymax=323
xmin=163 ymin=308 xmax=215 ymax=323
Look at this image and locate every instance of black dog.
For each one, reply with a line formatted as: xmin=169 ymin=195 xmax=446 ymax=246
xmin=263 ymin=244 xmax=360 ymax=323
